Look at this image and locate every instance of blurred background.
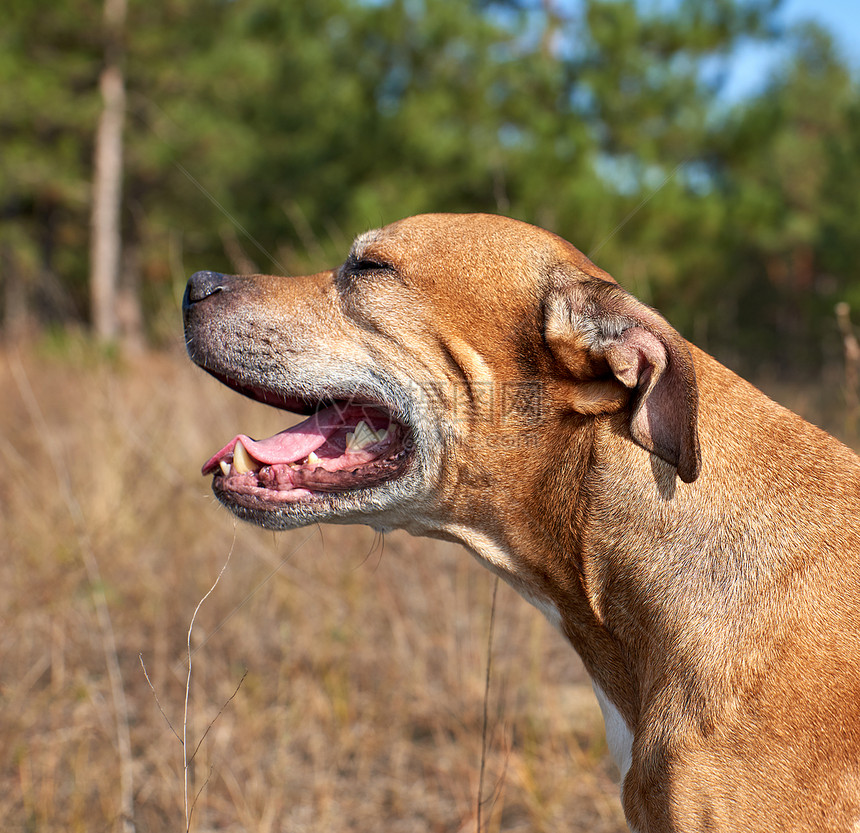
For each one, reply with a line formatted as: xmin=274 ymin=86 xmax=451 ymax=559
xmin=3 ymin=0 xmax=860 ymax=830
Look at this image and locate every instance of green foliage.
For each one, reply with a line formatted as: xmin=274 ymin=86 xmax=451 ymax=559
xmin=0 ymin=0 xmax=103 ymax=319
xmin=2 ymin=0 xmax=859 ymax=377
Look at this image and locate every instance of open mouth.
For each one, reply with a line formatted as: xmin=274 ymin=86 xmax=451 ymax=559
xmin=202 ymin=378 xmax=413 ymax=509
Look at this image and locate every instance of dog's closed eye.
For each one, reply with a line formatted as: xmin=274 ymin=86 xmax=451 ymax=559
xmin=352 ymin=258 xmax=390 ymax=271
xmin=346 ymin=256 xmax=395 ymax=275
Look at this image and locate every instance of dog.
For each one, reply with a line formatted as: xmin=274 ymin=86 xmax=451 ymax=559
xmin=183 ymin=213 xmax=860 ymax=832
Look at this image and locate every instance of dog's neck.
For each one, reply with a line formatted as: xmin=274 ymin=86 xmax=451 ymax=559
xmin=427 ymin=346 xmax=860 ymax=743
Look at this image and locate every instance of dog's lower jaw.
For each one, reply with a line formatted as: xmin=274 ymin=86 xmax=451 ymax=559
xmin=213 ymin=483 xmax=422 ymax=531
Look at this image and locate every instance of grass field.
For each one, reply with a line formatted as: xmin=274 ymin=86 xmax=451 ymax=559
xmin=1 ymin=339 xmax=630 ymax=832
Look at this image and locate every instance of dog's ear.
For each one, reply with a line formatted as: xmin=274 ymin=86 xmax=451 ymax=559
xmin=544 ymin=278 xmax=701 ymax=483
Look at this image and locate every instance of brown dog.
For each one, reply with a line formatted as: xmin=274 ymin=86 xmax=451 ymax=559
xmin=183 ymin=213 xmax=860 ymax=832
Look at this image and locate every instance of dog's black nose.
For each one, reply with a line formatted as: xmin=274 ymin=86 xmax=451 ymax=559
xmin=183 ymin=271 xmax=227 ymax=311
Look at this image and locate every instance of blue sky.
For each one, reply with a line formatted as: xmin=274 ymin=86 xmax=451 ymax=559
xmin=726 ymin=0 xmax=860 ymax=98
xmin=782 ymin=0 xmax=860 ymax=55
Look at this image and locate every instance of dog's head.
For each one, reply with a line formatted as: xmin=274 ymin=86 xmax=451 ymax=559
xmin=183 ymin=213 xmax=699 ymax=538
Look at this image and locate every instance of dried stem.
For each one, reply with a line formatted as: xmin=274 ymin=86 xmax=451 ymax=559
xmin=183 ymin=537 xmax=235 ymax=831
xmin=476 ymin=575 xmax=500 ymax=832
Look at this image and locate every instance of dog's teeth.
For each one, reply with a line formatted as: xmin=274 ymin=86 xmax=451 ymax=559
xmin=375 ymin=426 xmax=391 ymax=443
xmin=307 ymin=451 xmax=321 ymax=466
xmin=219 ymin=460 xmax=231 ymax=476
xmin=346 ymin=420 xmax=378 ymax=451
xmin=232 ymin=441 xmax=258 ymax=474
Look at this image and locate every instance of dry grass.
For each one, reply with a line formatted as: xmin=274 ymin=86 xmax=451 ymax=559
xmin=0 ymin=339 xmax=626 ymax=832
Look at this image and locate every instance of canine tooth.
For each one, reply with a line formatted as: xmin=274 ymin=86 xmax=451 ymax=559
xmin=307 ymin=451 xmax=321 ymax=466
xmin=219 ymin=460 xmax=231 ymax=476
xmin=347 ymin=420 xmax=377 ymax=451
xmin=232 ymin=441 xmax=258 ymax=474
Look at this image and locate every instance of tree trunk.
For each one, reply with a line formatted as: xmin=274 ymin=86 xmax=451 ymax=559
xmin=89 ymin=0 xmax=127 ymax=342
xmin=2 ymin=242 xmax=31 ymax=342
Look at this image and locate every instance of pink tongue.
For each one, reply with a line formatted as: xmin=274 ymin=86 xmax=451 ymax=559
xmin=202 ymin=404 xmax=386 ymax=474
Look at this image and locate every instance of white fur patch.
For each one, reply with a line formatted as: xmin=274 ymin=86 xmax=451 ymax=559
xmin=592 ymin=681 xmax=634 ymax=782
